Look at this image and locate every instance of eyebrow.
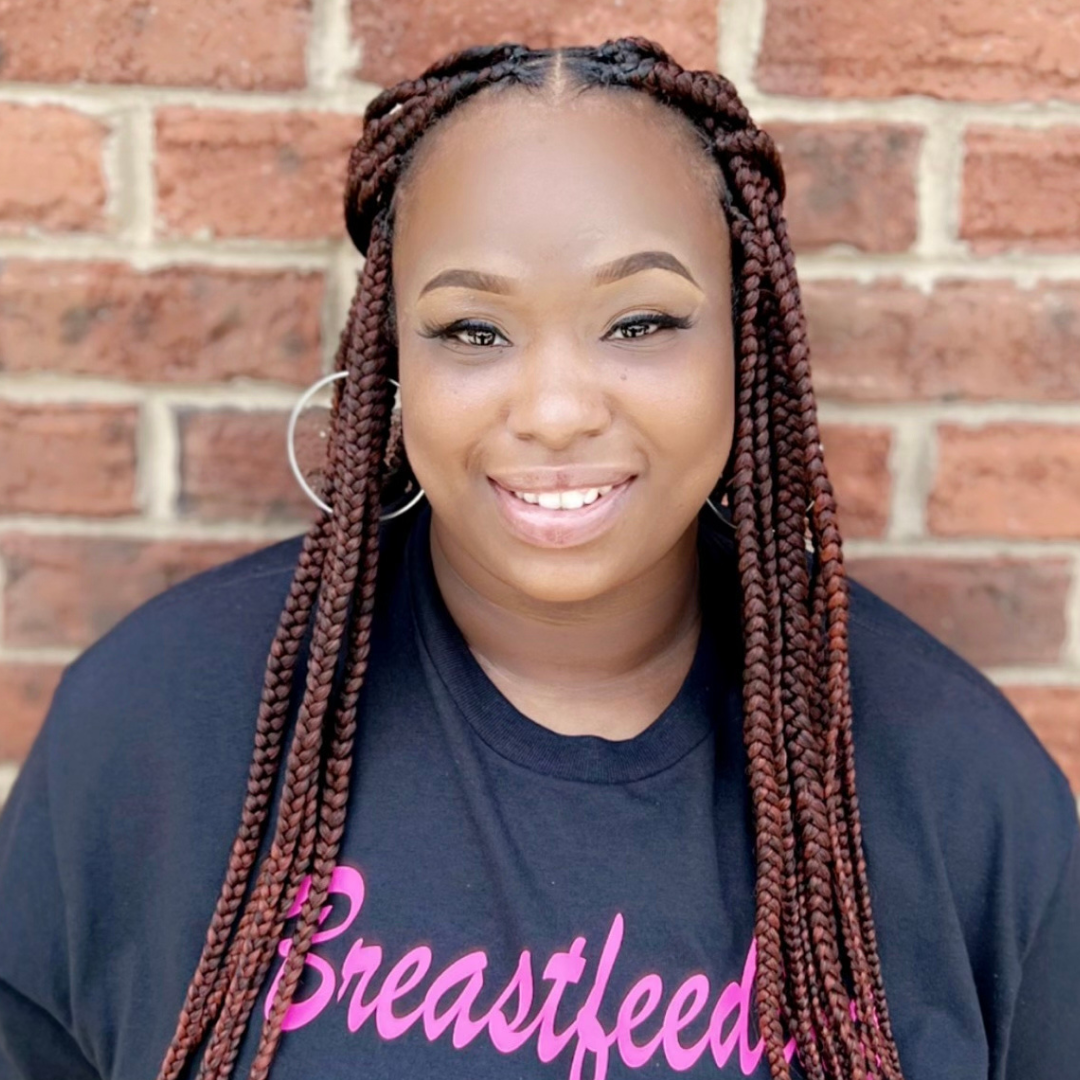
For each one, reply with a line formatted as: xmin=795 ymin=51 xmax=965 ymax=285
xmin=417 ymin=250 xmax=700 ymax=297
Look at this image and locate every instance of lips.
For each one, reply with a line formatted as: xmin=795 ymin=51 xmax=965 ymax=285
xmin=487 ymin=475 xmax=636 ymax=548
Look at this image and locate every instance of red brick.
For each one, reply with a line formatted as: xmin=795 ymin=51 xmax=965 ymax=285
xmin=929 ymin=424 xmax=1080 ymax=540
xmin=0 ymin=663 xmax=64 ymax=763
xmin=1002 ymin=686 xmax=1080 ymax=792
xmin=0 ymin=534 xmax=265 ymax=649
xmin=805 ymin=280 xmax=1080 ymax=403
xmin=0 ymin=402 xmax=138 ymax=516
xmin=155 ymin=109 xmax=360 ymax=241
xmin=351 ymin=0 xmax=717 ymax=86
xmin=961 ymin=128 xmax=1080 ymax=253
xmin=178 ymin=408 xmax=329 ymax=524
xmin=0 ymin=261 xmax=324 ymax=385
xmin=847 ymin=557 xmax=1070 ymax=668
xmin=820 ymin=425 xmax=892 ymax=539
xmin=757 ymin=0 xmax=1080 ymax=102
xmin=0 ymin=0 xmax=310 ymax=90
xmin=0 ymin=104 xmax=108 ymax=234
xmin=770 ymin=124 xmax=920 ymax=253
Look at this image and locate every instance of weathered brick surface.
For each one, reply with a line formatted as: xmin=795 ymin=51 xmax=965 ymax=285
xmin=0 ymin=534 xmax=266 ymax=649
xmin=771 ymin=124 xmax=920 ymax=253
xmin=961 ymin=128 xmax=1080 ymax=253
xmin=1003 ymin=686 xmax=1080 ymax=792
xmin=847 ymin=557 xmax=1071 ymax=668
xmin=0 ymin=0 xmax=311 ymax=90
xmin=155 ymin=109 xmax=361 ymax=241
xmin=0 ymin=663 xmax=64 ymax=763
xmin=819 ymin=425 xmax=892 ymax=539
xmin=805 ymin=280 xmax=1080 ymax=403
xmin=0 ymin=261 xmax=325 ymax=385
xmin=929 ymin=425 xmax=1080 ymax=540
xmin=0 ymin=104 xmax=108 ymax=234
xmin=178 ymin=408 xmax=328 ymax=523
xmin=0 ymin=402 xmax=138 ymax=516
xmin=756 ymin=0 xmax=1080 ymax=102
xmin=351 ymin=0 xmax=718 ymax=86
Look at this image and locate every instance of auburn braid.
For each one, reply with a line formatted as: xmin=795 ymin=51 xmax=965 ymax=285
xmin=197 ymin=213 xmax=396 ymax=1080
xmin=155 ymin=37 xmax=906 ymax=1080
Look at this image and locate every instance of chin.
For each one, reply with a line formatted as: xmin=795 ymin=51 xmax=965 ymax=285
xmin=495 ymin=550 xmax=628 ymax=606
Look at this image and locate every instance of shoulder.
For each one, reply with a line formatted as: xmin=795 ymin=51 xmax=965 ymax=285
xmin=52 ymin=534 xmax=305 ymax=717
xmin=845 ymin=572 xmax=1078 ymax=925
xmin=37 ymin=535 xmax=308 ymax=809
xmin=845 ymin=571 xmax=1069 ymax=806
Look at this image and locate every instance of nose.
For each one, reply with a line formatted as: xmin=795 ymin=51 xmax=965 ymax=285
xmin=505 ymin=338 xmax=612 ymax=450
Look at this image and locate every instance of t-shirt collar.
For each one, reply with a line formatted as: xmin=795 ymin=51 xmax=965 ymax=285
xmin=405 ymin=506 xmax=742 ymax=784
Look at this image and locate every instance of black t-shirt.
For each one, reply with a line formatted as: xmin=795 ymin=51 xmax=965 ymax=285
xmin=1 ymin=507 xmax=1077 ymax=1080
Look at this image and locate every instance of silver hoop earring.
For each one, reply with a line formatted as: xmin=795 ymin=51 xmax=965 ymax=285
xmin=704 ymin=496 xmax=730 ymax=529
xmin=286 ymin=370 xmax=426 ymax=520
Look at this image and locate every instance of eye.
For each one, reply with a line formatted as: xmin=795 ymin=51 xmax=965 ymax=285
xmin=606 ymin=312 xmax=695 ymax=341
xmin=419 ymin=318 xmax=509 ymax=349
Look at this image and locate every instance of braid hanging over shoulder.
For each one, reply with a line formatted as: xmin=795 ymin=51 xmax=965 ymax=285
xmin=155 ymin=37 xmax=905 ymax=1080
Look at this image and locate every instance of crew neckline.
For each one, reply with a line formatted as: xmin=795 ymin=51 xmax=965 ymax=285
xmin=405 ymin=507 xmax=742 ymax=784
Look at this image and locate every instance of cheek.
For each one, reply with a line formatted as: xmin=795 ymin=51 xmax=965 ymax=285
xmin=633 ymin=354 xmax=735 ymax=483
xmin=397 ymin=374 xmax=491 ymax=500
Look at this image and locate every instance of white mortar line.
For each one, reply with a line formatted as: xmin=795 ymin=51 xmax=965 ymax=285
xmin=747 ymin=94 xmax=1080 ymax=127
xmin=1065 ymin=554 xmax=1080 ymax=667
xmin=0 ymin=375 xmax=311 ymax=407
xmin=0 ymin=764 xmax=20 ymax=809
xmin=118 ymin=103 xmax=157 ymax=246
xmin=885 ymin=416 xmax=934 ymax=540
xmin=0 ymin=80 xmax=383 ymax=115
xmin=99 ymin=111 xmax=125 ymax=237
xmin=914 ymin=109 xmax=967 ymax=260
xmin=0 ymin=516 xmax=305 ymax=542
xmin=796 ymin=252 xmax=1080 ymax=286
xmin=984 ymin=666 xmax=1080 ymax=687
xmin=307 ymin=0 xmax=362 ymax=92
xmin=0 ymin=551 xmax=7 ymax=650
xmin=0 ymin=235 xmax=337 ymax=269
xmin=717 ymin=0 xmax=767 ymax=91
xmin=818 ymin=400 xmax=1080 ymax=425
xmin=138 ymin=397 xmax=180 ymax=521
xmin=0 ymin=646 xmax=81 ymax=665
xmin=845 ymin=537 xmax=1080 ymax=559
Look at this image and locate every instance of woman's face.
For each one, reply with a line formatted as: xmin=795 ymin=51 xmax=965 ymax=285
xmin=392 ymin=88 xmax=736 ymax=605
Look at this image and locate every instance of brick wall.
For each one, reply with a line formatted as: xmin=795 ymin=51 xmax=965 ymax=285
xmin=1 ymin=0 xmax=1079 ymax=805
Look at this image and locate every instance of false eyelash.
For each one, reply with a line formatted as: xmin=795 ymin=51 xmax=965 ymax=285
xmin=609 ymin=312 xmax=695 ymax=336
xmin=418 ymin=317 xmax=506 ymax=344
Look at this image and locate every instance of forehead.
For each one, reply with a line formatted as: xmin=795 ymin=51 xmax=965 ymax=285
xmin=390 ymin=88 xmax=729 ymax=284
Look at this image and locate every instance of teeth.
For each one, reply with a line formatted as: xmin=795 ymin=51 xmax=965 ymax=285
xmin=511 ymin=484 xmax=618 ymax=510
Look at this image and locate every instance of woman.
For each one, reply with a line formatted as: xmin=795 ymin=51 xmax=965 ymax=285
xmin=0 ymin=37 xmax=1076 ymax=1080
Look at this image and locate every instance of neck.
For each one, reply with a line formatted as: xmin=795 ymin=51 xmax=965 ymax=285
xmin=428 ymin=520 xmax=703 ymax=740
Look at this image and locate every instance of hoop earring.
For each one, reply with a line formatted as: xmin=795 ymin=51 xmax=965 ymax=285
xmin=286 ymin=370 xmax=426 ymax=520
xmin=704 ymin=496 xmax=733 ymax=532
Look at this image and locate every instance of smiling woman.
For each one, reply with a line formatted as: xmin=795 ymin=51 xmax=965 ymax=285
xmin=1 ymin=37 xmax=1078 ymax=1080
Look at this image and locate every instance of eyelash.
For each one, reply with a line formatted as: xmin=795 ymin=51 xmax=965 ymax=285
xmin=419 ymin=312 xmax=695 ymax=349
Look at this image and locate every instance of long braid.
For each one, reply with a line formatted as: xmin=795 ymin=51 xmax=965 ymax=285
xmin=194 ymin=213 xmax=398 ymax=1080
xmin=155 ymin=37 xmax=906 ymax=1080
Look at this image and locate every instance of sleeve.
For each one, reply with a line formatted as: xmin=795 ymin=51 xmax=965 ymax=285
xmin=0 ymin=682 xmax=102 ymax=1080
xmin=1003 ymin=818 xmax=1080 ymax=1078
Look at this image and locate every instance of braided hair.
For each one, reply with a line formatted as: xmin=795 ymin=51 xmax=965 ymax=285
xmin=155 ymin=37 xmax=905 ymax=1080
